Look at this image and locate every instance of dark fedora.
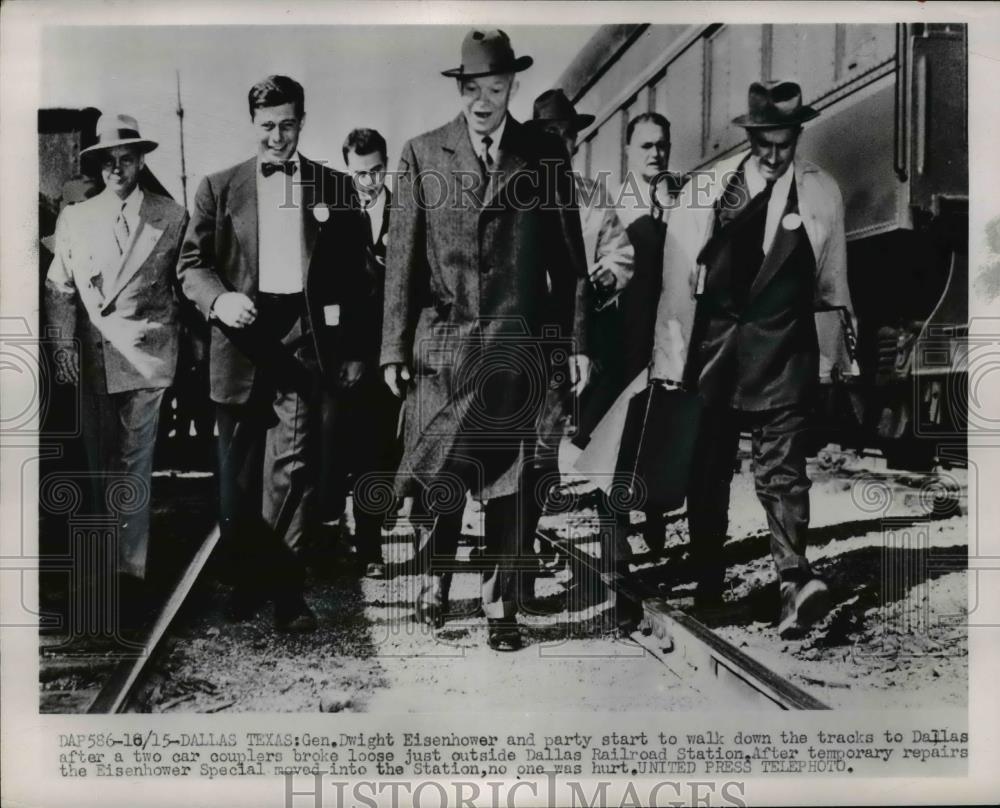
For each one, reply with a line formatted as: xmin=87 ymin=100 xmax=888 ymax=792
xmin=441 ymin=29 xmax=533 ymax=79
xmin=532 ymin=89 xmax=595 ymax=132
xmin=732 ymin=80 xmax=819 ymax=129
xmin=79 ymin=113 xmax=158 ymax=157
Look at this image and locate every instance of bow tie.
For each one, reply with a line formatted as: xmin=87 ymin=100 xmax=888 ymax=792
xmin=261 ymin=161 xmax=296 ymax=177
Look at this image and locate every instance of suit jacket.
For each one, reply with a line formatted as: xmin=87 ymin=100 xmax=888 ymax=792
xmin=177 ymin=156 xmax=369 ymax=404
xmin=650 ymin=150 xmax=857 ymax=390
xmin=46 ymin=190 xmax=188 ymax=393
xmin=381 ymin=113 xmax=588 ymax=498
xmin=360 ymin=188 xmax=391 ymax=364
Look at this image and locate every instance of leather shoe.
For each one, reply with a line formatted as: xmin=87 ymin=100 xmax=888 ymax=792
xmin=414 ymin=573 xmax=450 ymax=628
xmin=274 ymin=594 xmax=317 ymax=633
xmin=487 ymin=618 xmax=522 ymax=652
xmin=778 ymin=577 xmax=830 ymax=639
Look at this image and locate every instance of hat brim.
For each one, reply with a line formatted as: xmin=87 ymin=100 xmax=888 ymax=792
xmin=732 ymin=106 xmax=819 ymax=129
xmin=80 ymin=138 xmax=158 ymax=157
xmin=441 ymin=54 xmax=533 ymax=78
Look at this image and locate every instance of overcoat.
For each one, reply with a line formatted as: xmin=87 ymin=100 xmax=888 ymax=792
xmin=46 ymin=190 xmax=188 ymax=393
xmin=380 ymin=113 xmax=588 ymax=498
xmin=178 ymin=156 xmax=370 ymax=404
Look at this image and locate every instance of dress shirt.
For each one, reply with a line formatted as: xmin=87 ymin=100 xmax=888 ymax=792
xmin=744 ymin=157 xmax=795 ymax=255
xmin=257 ymin=153 xmax=304 ymax=294
xmin=466 ymin=114 xmax=507 ymax=168
xmin=102 ymin=185 xmax=144 ymax=242
xmin=361 ymin=186 xmax=387 ymax=244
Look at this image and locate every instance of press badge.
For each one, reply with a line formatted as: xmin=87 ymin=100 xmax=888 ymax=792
xmin=324 ymin=304 xmax=341 ymax=326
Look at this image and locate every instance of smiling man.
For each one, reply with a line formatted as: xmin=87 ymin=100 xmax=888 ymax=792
xmin=178 ymin=75 xmax=369 ymax=633
xmin=381 ymin=30 xmax=588 ymax=651
xmin=45 ymin=113 xmax=188 ymax=622
xmin=650 ymin=80 xmax=858 ymax=639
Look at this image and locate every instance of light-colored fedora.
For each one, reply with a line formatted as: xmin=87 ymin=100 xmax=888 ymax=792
xmin=80 ymin=113 xmax=158 ymax=157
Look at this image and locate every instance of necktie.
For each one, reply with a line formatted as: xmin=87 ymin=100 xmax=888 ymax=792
xmin=261 ymin=161 xmax=296 ymax=177
xmin=481 ymin=135 xmax=495 ymax=170
xmin=361 ymin=206 xmax=374 ymax=247
xmin=114 ymin=202 xmax=130 ymax=255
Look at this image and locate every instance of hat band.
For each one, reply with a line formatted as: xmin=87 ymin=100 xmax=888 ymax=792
xmin=100 ymin=128 xmax=142 ymax=141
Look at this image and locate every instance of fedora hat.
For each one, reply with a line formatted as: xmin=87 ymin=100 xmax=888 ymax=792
xmin=441 ymin=29 xmax=533 ymax=79
xmin=732 ymin=80 xmax=819 ymax=129
xmin=532 ymin=89 xmax=595 ymax=132
xmin=80 ymin=113 xmax=158 ymax=157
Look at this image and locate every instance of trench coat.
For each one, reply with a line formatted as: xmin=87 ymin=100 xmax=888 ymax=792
xmin=380 ymin=113 xmax=588 ymax=499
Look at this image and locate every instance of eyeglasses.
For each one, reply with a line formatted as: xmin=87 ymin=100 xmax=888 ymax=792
xmin=100 ymin=154 xmax=139 ymax=171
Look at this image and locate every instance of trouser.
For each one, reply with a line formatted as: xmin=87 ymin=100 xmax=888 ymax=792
xmin=215 ymin=292 xmax=321 ymax=597
xmin=414 ymin=448 xmax=531 ymax=620
xmin=687 ymin=405 xmax=814 ymax=589
xmin=80 ymin=386 xmax=166 ymax=580
xmin=325 ymin=374 xmax=403 ymax=563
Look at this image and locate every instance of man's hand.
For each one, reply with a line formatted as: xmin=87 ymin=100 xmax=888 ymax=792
xmin=338 ymin=360 xmax=365 ymax=390
xmin=383 ymin=362 xmax=412 ymax=398
xmin=590 ymin=267 xmax=618 ymax=293
xmin=211 ymin=292 xmax=257 ymax=329
xmin=569 ymin=354 xmax=591 ymax=395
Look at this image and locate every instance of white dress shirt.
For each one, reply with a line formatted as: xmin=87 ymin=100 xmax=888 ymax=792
xmin=466 ymin=115 xmax=507 ymax=167
xmin=103 ymin=185 xmax=144 ymax=242
xmin=361 ymin=186 xmax=387 ymax=243
xmin=745 ymin=157 xmax=796 ymax=255
xmin=256 ymin=153 xmax=304 ymax=294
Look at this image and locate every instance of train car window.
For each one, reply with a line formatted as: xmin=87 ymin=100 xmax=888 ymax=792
xmin=705 ymin=25 xmax=764 ymax=159
xmin=654 ymin=38 xmax=704 ymax=175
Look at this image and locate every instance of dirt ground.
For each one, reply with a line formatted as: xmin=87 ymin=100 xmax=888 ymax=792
xmin=40 ymin=445 xmax=968 ymax=713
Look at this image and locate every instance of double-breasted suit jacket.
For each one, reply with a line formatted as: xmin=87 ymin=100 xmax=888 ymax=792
xmin=381 ymin=113 xmax=588 ymax=499
xmin=178 ymin=156 xmax=370 ymax=404
xmin=47 ymin=190 xmax=189 ymax=392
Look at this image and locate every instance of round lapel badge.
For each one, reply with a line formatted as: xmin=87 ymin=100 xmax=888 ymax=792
xmin=781 ymin=212 xmax=802 ymax=231
xmin=312 ymin=204 xmax=330 ymax=223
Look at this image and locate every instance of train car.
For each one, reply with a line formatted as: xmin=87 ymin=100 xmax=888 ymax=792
xmin=559 ymin=23 xmax=968 ymax=469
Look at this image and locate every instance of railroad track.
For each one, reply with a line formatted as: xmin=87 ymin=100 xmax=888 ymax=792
xmin=55 ymin=511 xmax=829 ymax=713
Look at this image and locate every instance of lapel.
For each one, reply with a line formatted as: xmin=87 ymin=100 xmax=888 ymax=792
xmin=378 ymin=188 xmax=391 ymax=244
xmin=443 ymin=114 xmax=488 ymax=208
xmin=299 ymin=155 xmax=323 ymax=284
xmin=228 ymin=157 xmax=259 ymax=285
xmin=748 ymin=174 xmax=802 ymax=300
xmin=101 ymin=194 xmax=169 ymax=310
xmin=485 ymin=115 xmax=529 ymax=208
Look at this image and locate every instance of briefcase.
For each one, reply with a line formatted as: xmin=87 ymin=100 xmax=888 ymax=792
xmin=615 ymin=381 xmax=702 ymax=511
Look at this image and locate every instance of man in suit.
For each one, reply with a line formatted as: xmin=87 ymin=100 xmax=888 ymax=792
xmin=650 ymin=80 xmax=857 ymax=638
xmin=575 ymin=112 xmax=677 ymax=561
xmin=337 ymin=127 xmax=400 ymax=577
xmin=178 ymin=75 xmax=368 ymax=632
xmin=381 ymin=30 xmax=588 ymax=651
xmin=46 ymin=113 xmax=188 ymax=614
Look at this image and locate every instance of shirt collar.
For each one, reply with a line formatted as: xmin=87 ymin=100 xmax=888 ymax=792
xmin=745 ymin=157 xmax=795 ymax=199
xmin=102 ymin=185 xmax=143 ymax=216
xmin=466 ymin=114 xmax=507 ymax=159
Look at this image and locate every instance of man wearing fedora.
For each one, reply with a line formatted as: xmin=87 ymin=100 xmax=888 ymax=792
xmin=45 ymin=113 xmax=188 ymax=614
xmin=178 ymin=75 xmax=369 ymax=632
xmin=650 ymin=80 xmax=857 ymax=638
xmin=381 ymin=30 xmax=588 ymax=651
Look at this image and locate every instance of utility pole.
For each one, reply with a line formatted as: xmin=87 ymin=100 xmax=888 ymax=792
xmin=175 ymin=70 xmax=188 ymax=208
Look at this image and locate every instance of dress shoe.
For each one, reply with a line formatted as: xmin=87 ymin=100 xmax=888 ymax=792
xmin=274 ymin=594 xmax=317 ymax=633
xmin=414 ymin=573 xmax=450 ymax=628
xmin=778 ymin=577 xmax=830 ymax=639
xmin=487 ymin=618 xmax=522 ymax=652
xmin=365 ymin=561 xmax=387 ymax=579
xmin=225 ymin=586 xmax=268 ymax=622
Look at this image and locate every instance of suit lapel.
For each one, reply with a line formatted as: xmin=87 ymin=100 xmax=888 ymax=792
xmin=101 ymin=195 xmax=168 ymax=308
xmin=485 ymin=116 xmax=528 ymax=208
xmin=299 ymin=156 xmax=321 ymax=285
xmin=444 ymin=114 xmax=488 ymax=206
xmin=228 ymin=158 xmax=259 ymax=286
xmin=748 ymin=178 xmax=801 ymax=300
